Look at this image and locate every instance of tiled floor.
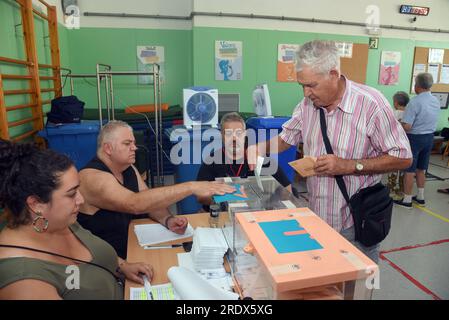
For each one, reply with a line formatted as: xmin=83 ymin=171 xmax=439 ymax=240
xmin=372 ymin=155 xmax=449 ymax=300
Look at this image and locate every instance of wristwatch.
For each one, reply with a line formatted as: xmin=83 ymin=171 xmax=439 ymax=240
xmin=355 ymin=161 xmax=364 ymax=173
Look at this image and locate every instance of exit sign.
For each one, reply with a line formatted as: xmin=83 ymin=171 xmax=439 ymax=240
xmin=399 ymin=5 xmax=429 ymax=16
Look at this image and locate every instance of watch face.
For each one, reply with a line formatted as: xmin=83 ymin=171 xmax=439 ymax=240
xmin=356 ymin=163 xmax=364 ymax=171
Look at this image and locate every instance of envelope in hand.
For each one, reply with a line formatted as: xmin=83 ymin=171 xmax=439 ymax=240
xmin=288 ymin=156 xmax=317 ymax=177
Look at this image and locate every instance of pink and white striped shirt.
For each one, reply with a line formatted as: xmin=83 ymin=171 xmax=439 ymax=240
xmin=280 ymin=77 xmax=412 ymax=231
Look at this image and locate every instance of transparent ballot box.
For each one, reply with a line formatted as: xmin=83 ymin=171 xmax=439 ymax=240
xmin=218 ymin=175 xmax=307 ymax=285
xmin=224 ymin=208 xmax=379 ymax=300
xmin=215 ymin=176 xmax=308 ymax=211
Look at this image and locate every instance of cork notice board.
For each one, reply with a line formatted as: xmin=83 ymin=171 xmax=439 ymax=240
xmin=412 ymin=47 xmax=449 ymax=93
xmin=340 ymin=43 xmax=369 ymax=84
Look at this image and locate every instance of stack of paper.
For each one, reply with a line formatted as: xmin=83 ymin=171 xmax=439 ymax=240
xmin=191 ymin=227 xmax=229 ymax=271
xmin=134 ymin=223 xmax=194 ymax=247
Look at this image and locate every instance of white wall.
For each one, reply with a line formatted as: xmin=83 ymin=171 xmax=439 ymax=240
xmin=193 ymin=0 xmax=449 ymax=41
xmin=73 ymin=0 xmax=192 ymax=30
xmin=35 ymin=0 xmax=449 ymax=41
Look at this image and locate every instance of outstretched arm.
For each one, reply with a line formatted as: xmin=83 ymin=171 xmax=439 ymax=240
xmin=79 ymin=169 xmax=235 ymax=215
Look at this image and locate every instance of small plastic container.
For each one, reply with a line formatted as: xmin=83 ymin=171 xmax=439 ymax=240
xmin=209 ymin=204 xmax=220 ymax=228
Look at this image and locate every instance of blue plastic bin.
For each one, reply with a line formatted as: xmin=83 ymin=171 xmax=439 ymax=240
xmin=38 ymin=121 xmax=100 ymax=171
xmin=165 ymin=126 xmax=222 ymax=214
xmin=246 ymin=117 xmax=297 ymax=183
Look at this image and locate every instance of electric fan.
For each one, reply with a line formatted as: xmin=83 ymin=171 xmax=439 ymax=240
xmin=183 ymin=87 xmax=219 ymax=128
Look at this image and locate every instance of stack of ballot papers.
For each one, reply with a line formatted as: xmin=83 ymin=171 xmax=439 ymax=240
xmin=134 ymin=223 xmax=194 ymax=247
xmin=191 ymin=227 xmax=229 ymax=271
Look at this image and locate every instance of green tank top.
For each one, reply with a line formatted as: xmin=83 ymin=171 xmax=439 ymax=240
xmin=0 ymin=222 xmax=124 ymax=300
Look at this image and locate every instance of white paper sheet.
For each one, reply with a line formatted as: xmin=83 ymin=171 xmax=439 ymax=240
xmin=134 ymin=223 xmax=194 ymax=247
xmin=167 ymin=266 xmax=239 ymax=300
xmin=130 ymin=283 xmax=178 ymax=300
xmin=439 ymin=64 xmax=449 ymax=84
xmin=428 ymin=48 xmax=444 ymax=64
xmin=428 ymin=64 xmax=440 ymax=84
xmin=412 ymin=64 xmax=426 ymax=93
xmin=255 ymin=156 xmax=264 ymax=177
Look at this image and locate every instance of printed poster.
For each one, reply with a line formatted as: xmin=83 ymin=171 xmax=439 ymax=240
xmin=137 ymin=46 xmax=165 ymax=84
xmin=439 ymin=64 xmax=449 ymax=84
xmin=411 ymin=63 xmax=426 ymax=93
xmin=427 ymin=64 xmax=440 ymax=84
xmin=336 ymin=42 xmax=353 ymax=58
xmin=379 ymin=51 xmax=401 ymax=85
xmin=277 ymin=44 xmax=300 ymax=82
xmin=428 ymin=48 xmax=444 ymax=64
xmin=215 ymin=41 xmax=242 ymax=81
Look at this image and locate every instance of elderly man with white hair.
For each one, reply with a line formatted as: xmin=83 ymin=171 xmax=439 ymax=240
xmin=248 ymin=40 xmax=412 ymax=262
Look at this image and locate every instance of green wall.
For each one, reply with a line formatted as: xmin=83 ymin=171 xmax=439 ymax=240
xmin=64 ymin=27 xmax=192 ymax=109
xmin=2 ymin=4 xmax=449 ymax=138
xmin=192 ymin=27 xmax=449 ymax=130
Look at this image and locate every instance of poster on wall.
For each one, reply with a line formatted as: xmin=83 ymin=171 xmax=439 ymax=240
xmin=137 ymin=46 xmax=165 ymax=84
xmin=428 ymin=48 xmax=444 ymax=64
xmin=379 ymin=51 xmax=401 ymax=85
xmin=411 ymin=63 xmax=426 ymax=93
xmin=277 ymin=44 xmax=300 ymax=82
xmin=440 ymin=64 xmax=449 ymax=84
xmin=335 ymin=42 xmax=353 ymax=58
xmin=215 ymin=41 xmax=242 ymax=81
xmin=427 ymin=64 xmax=440 ymax=84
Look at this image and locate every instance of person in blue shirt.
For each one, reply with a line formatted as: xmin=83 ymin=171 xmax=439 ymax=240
xmin=394 ymin=73 xmax=440 ymax=208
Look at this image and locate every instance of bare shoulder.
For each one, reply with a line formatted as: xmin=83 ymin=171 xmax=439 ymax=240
xmin=79 ymin=168 xmax=118 ymax=190
xmin=0 ymin=279 xmax=61 ymax=300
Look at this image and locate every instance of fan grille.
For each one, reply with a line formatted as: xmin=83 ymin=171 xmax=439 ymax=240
xmin=186 ymin=92 xmax=217 ymax=123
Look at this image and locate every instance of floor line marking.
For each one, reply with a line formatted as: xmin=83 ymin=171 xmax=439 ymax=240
xmin=379 ymin=239 xmax=449 ymax=300
xmin=380 ymin=238 xmax=449 ymax=255
xmin=379 ymin=253 xmax=442 ymax=300
xmin=413 ymin=204 xmax=449 ymax=224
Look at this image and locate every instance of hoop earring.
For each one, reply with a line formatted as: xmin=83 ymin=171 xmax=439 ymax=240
xmin=32 ymin=211 xmax=49 ymax=233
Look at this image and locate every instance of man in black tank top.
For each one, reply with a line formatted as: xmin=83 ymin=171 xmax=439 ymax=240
xmin=78 ymin=121 xmax=235 ymax=258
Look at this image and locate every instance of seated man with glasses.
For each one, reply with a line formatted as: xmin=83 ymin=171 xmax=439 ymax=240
xmin=196 ymin=112 xmax=291 ymax=210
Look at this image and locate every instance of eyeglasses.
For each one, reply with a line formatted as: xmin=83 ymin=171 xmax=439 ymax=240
xmin=223 ymin=129 xmax=245 ymax=138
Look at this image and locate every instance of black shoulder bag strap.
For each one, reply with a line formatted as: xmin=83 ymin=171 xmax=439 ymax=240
xmin=318 ymin=108 xmax=352 ymax=209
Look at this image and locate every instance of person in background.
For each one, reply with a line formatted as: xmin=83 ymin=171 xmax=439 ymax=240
xmin=394 ymin=73 xmax=440 ymax=208
xmin=392 ymin=91 xmax=409 ymax=122
xmin=247 ymin=40 xmax=412 ymax=262
xmin=387 ymin=91 xmax=410 ymax=194
xmin=78 ymin=121 xmax=234 ymax=258
xmin=0 ymin=140 xmax=152 ymax=299
xmin=196 ymin=112 xmax=291 ymax=211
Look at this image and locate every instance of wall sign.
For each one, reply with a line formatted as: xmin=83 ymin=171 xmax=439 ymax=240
xmin=369 ymin=37 xmax=379 ymax=49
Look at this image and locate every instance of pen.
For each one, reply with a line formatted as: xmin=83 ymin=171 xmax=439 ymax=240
xmin=143 ymin=244 xmax=183 ymax=249
xmin=142 ymin=275 xmax=154 ymax=300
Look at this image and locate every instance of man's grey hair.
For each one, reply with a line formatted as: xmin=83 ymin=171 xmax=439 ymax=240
xmin=295 ymin=40 xmax=340 ymax=75
xmin=97 ymin=120 xmax=133 ymax=150
xmin=415 ymin=72 xmax=433 ymax=90
xmin=220 ymin=112 xmax=246 ymax=130
xmin=393 ymin=91 xmax=410 ymax=107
